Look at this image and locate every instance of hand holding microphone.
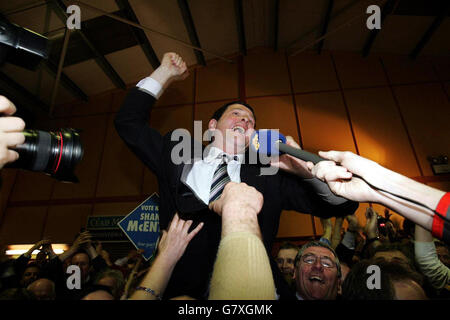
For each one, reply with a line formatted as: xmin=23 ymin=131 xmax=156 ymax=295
xmin=249 ymin=130 xmax=370 ymax=204
xmin=250 ymin=129 xmax=323 ymax=179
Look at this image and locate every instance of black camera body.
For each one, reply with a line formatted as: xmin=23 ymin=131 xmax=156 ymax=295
xmin=377 ymin=216 xmax=389 ymax=237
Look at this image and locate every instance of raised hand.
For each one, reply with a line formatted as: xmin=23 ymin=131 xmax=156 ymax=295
xmin=157 ymin=213 xmax=203 ymax=265
xmin=363 ymin=207 xmax=379 ymax=239
xmin=151 ymin=52 xmax=189 ymax=88
xmin=346 ymin=214 xmax=360 ymax=233
xmin=72 ymin=231 xmax=92 ymax=250
xmin=160 ymin=52 xmax=189 ymax=81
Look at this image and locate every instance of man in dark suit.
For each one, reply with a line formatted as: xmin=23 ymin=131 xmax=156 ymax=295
xmin=115 ymin=52 xmax=358 ymax=299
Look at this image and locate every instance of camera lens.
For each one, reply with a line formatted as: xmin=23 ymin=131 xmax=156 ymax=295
xmin=8 ymin=128 xmax=83 ymax=183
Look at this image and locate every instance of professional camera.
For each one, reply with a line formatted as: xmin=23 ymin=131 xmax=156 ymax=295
xmin=1 ymin=18 xmax=84 ymax=183
xmin=5 ymin=128 xmax=83 ymax=183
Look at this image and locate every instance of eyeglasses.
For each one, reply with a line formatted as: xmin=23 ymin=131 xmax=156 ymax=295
xmin=301 ymin=253 xmax=336 ymax=269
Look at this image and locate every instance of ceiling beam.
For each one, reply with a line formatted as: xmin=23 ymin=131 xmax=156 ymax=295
xmin=273 ymin=0 xmax=280 ymax=51
xmin=72 ymin=1 xmax=233 ymax=63
xmin=362 ymin=0 xmax=397 ymax=57
xmin=409 ymin=1 xmax=450 ymax=59
xmin=50 ymin=0 xmax=126 ymax=90
xmin=177 ymin=0 xmax=206 ymax=66
xmin=317 ymin=0 xmax=334 ymax=54
xmin=0 ymin=71 xmax=50 ymax=113
xmin=286 ymin=0 xmax=362 ymax=50
xmin=234 ymin=0 xmax=247 ymax=56
xmin=114 ymin=0 xmax=160 ymax=70
xmin=41 ymin=60 xmax=88 ymax=102
xmin=49 ymin=27 xmax=71 ymax=115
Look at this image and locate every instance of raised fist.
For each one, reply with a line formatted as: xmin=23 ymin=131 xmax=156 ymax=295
xmin=209 ymin=182 xmax=263 ymax=217
xmin=160 ymin=52 xmax=189 ymax=81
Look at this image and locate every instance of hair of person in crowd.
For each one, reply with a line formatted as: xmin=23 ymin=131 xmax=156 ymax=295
xmin=94 ymin=269 xmax=125 ymax=300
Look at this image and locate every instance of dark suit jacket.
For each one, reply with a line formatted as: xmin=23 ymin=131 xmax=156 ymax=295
xmin=115 ymin=87 xmax=359 ymax=299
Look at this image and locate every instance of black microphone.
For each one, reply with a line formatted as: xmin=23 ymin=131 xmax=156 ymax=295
xmin=249 ymin=129 xmax=325 ymax=163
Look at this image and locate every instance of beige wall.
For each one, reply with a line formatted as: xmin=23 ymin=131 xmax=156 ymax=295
xmin=1 ymin=48 xmax=449 ymax=244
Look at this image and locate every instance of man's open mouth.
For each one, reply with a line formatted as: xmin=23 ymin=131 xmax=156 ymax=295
xmin=232 ymin=126 xmax=246 ymax=134
xmin=309 ymin=276 xmax=324 ymax=284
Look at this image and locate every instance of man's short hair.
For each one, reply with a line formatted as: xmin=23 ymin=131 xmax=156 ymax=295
xmin=71 ymin=250 xmax=91 ymax=265
xmin=94 ymin=269 xmax=125 ymax=299
xmin=372 ymin=242 xmax=415 ymax=265
xmin=25 ymin=262 xmax=39 ymax=270
xmin=211 ymin=101 xmax=256 ymax=124
xmin=341 ymin=259 xmax=394 ymax=300
xmin=294 ymin=240 xmax=342 ymax=278
xmin=342 ymin=257 xmax=425 ymax=300
xmin=278 ymin=242 xmax=300 ymax=252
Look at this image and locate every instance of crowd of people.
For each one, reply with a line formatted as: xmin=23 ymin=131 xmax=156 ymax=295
xmin=275 ymin=208 xmax=450 ymax=300
xmin=0 ymin=233 xmax=148 ymax=300
xmin=0 ymin=51 xmax=449 ymax=300
xmin=0 ymin=200 xmax=448 ymax=300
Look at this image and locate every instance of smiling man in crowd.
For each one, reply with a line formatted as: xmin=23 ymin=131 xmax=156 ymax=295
xmin=293 ymin=241 xmax=341 ymax=300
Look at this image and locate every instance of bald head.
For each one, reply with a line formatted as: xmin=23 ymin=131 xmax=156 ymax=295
xmin=82 ymin=290 xmax=114 ymax=300
xmin=27 ymin=278 xmax=55 ymax=300
xmin=394 ymin=280 xmax=428 ymax=300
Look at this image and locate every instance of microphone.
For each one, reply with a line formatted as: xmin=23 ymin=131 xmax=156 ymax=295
xmin=249 ymin=129 xmax=324 ymax=164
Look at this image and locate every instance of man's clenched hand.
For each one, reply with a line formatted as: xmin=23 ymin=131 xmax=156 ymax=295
xmin=150 ymin=52 xmax=189 ymax=88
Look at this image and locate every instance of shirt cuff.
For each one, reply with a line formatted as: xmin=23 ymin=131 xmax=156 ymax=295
xmin=341 ymin=231 xmax=356 ymax=250
xmin=303 ymin=178 xmax=348 ymax=205
xmin=136 ymin=77 xmax=163 ymax=99
xmin=114 ymin=257 xmax=129 ymax=267
xmin=414 ymin=241 xmax=438 ymax=258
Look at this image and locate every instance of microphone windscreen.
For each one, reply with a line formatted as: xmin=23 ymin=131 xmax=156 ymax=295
xmin=250 ymin=129 xmax=286 ymax=156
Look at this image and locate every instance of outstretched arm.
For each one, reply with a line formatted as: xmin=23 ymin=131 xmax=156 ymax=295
xmin=270 ymin=136 xmax=349 ymax=205
xmin=208 ymin=182 xmax=276 ymax=300
xmin=114 ymin=53 xmax=188 ymax=174
xmin=129 ymin=214 xmax=203 ymax=300
xmin=308 ymin=151 xmax=446 ymax=234
xmin=414 ymin=224 xmax=450 ymax=289
xmin=58 ymin=231 xmax=91 ymax=262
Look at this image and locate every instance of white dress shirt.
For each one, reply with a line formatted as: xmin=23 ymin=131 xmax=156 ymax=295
xmin=180 ymin=147 xmax=243 ymax=205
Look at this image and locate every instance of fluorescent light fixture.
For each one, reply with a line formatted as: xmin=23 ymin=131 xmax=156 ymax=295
xmin=5 ymin=244 xmax=69 ymax=256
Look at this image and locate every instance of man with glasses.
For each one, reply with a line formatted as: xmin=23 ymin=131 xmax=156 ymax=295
xmin=293 ymin=241 xmax=341 ymax=300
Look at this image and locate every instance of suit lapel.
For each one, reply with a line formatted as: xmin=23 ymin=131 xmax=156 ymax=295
xmin=240 ymin=163 xmax=266 ymax=195
xmin=173 ymin=140 xmax=208 ymax=214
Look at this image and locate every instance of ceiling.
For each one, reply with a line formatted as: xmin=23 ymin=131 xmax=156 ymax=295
xmin=0 ymin=0 xmax=449 ymax=121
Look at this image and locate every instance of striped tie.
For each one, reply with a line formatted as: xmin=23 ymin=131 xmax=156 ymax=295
xmin=209 ymin=158 xmax=231 ymax=203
